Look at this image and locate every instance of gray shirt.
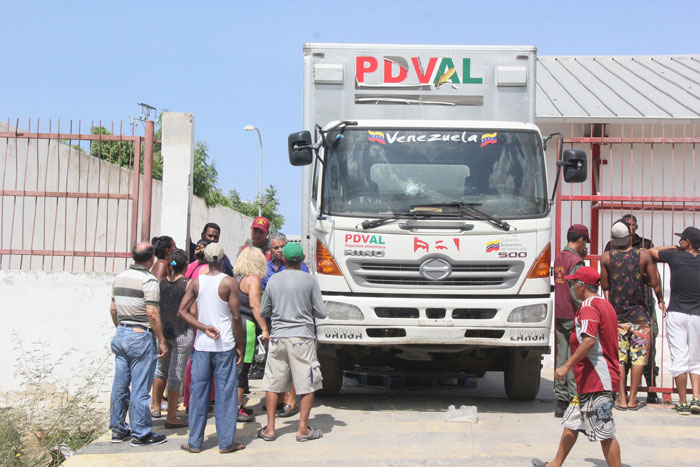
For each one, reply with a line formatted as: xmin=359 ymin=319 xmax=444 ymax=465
xmin=261 ymin=269 xmax=327 ymax=338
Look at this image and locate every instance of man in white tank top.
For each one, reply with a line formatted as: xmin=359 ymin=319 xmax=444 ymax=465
xmin=176 ymin=243 xmax=246 ymax=454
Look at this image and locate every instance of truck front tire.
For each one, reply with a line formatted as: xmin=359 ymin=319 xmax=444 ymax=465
xmin=504 ymin=350 xmax=542 ymax=400
xmin=317 ymin=353 xmax=343 ymax=397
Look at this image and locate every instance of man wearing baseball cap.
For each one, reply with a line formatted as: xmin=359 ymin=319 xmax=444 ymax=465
xmin=238 ymin=216 xmax=272 ymax=262
xmin=177 ymin=243 xmax=246 ymax=453
xmin=649 ymin=226 xmax=700 ymax=416
xmin=600 ymin=220 xmax=660 ymax=411
xmin=533 ymin=266 xmax=621 ymax=467
xmin=552 ymin=224 xmax=590 ymax=417
xmin=258 ymin=242 xmax=327 ymax=442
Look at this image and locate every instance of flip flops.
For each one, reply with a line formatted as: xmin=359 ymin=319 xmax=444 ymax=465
xmin=150 ymin=409 xmax=162 ymax=418
xmin=219 ymin=442 xmax=246 ymax=454
xmin=180 ymin=443 xmax=201 ymax=454
xmin=613 ymin=403 xmax=627 ymax=411
xmin=257 ymin=426 xmax=276 ymax=441
xmin=278 ymin=404 xmax=300 ymax=418
xmin=296 ymin=426 xmax=323 ymax=442
xmin=627 ymin=402 xmax=646 ymax=411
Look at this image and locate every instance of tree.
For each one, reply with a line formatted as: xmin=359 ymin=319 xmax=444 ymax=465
xmin=226 ymin=185 xmax=285 ymax=232
xmin=84 ymin=115 xmax=284 ymax=230
xmin=82 ymin=125 xmax=164 ymax=181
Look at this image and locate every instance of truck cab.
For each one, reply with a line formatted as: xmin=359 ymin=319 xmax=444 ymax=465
xmin=288 ymin=44 xmax=586 ymax=399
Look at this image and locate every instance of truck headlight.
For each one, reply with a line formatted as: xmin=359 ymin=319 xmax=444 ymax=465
xmin=324 ymin=301 xmax=364 ymax=321
xmin=507 ymin=304 xmax=547 ymax=323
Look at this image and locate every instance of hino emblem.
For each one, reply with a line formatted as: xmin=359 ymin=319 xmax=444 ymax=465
xmin=345 ymin=249 xmax=385 ymax=257
xmin=419 ymin=258 xmax=452 ymax=281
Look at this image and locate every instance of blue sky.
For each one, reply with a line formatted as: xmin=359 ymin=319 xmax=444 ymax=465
xmin=2 ymin=0 xmax=697 ymax=234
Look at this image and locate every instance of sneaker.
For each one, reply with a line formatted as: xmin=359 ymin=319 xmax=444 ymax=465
xmin=112 ymin=431 xmax=131 ymax=443
xmin=241 ymin=406 xmax=253 ymax=415
xmin=130 ymin=432 xmax=167 ymax=447
xmin=237 ymin=407 xmax=255 ymax=422
xmin=690 ymin=398 xmax=700 ymax=414
xmin=646 ymin=392 xmax=659 ymax=404
xmin=676 ymin=403 xmax=691 ymax=416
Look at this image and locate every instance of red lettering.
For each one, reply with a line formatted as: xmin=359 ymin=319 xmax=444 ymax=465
xmin=384 ymin=58 xmax=408 ymax=83
xmin=435 ymin=240 xmax=447 ymax=251
xmin=414 ymin=238 xmax=429 ymax=253
xmin=362 ymin=235 xmax=370 ymax=243
xmin=353 ymin=234 xmax=361 ymax=243
xmin=453 ymin=238 xmax=460 ymax=251
xmin=356 ymin=56 xmax=378 ymax=83
xmin=345 ymin=234 xmax=352 ymax=242
xmin=412 ymin=57 xmax=438 ymax=84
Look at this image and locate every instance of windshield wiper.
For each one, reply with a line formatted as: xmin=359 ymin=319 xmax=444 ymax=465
xmin=410 ymin=202 xmax=511 ymax=231
xmin=361 ymin=212 xmax=439 ymax=230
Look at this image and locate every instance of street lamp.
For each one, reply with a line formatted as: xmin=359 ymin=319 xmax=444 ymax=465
xmin=243 ymin=125 xmax=263 ymax=216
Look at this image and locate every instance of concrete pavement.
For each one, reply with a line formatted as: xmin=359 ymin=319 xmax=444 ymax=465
xmin=67 ymin=369 xmax=700 ymax=466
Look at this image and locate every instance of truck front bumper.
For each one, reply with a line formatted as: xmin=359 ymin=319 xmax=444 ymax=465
xmin=318 ymin=295 xmax=552 ymax=347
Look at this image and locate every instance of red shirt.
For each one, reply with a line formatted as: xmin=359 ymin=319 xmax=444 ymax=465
xmin=569 ymin=296 xmax=620 ymax=394
xmin=554 ymin=248 xmax=584 ymax=320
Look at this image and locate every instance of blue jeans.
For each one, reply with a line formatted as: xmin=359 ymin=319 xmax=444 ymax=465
xmin=188 ymin=348 xmax=238 ymax=450
xmin=109 ymin=325 xmax=157 ymax=439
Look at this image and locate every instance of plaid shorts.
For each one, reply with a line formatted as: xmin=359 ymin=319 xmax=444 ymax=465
xmin=562 ymin=392 xmax=616 ymax=442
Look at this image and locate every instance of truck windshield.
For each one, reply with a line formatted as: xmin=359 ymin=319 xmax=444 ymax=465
xmin=321 ymin=128 xmax=548 ymax=219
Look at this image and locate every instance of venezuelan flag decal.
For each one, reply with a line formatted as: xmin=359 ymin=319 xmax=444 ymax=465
xmin=485 ymin=240 xmax=500 ymax=252
xmin=480 ymin=132 xmax=497 ymax=147
xmin=368 ymin=130 xmax=386 ymax=144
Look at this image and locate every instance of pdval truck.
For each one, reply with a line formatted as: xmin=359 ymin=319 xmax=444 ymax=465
xmin=287 ymin=44 xmax=586 ymax=399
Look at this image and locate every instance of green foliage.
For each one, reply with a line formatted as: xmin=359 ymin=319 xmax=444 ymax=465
xmin=191 ymin=140 xmax=285 ymax=230
xmin=0 ymin=336 xmax=109 ymax=466
xmin=225 ymin=185 xmax=285 ymax=232
xmin=81 ymin=125 xmax=163 ymax=181
xmin=83 ymin=113 xmax=283 ymax=230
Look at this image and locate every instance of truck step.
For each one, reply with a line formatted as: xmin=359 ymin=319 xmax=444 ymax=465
xmin=343 ymin=369 xmax=478 ymax=390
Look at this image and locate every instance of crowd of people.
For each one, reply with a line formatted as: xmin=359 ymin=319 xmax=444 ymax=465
xmin=107 ymin=216 xmax=327 ymax=452
xmin=537 ymin=217 xmax=700 ymax=466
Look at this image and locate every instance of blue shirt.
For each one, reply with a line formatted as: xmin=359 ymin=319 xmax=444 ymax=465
xmin=262 ymin=258 xmax=309 ymax=289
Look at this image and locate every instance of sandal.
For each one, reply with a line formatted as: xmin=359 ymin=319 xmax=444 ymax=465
xmin=256 ymin=426 xmax=276 ymax=441
xmin=180 ymin=443 xmax=201 ymax=454
xmin=151 ymin=409 xmax=162 ymax=418
xmin=277 ymin=404 xmax=300 ymax=418
xmin=296 ymin=426 xmax=323 ymax=442
xmin=627 ymin=402 xmax=646 ymax=411
xmin=613 ymin=403 xmax=627 ymax=411
xmin=164 ymin=420 xmax=187 ymax=429
xmin=219 ymin=442 xmax=246 ymax=454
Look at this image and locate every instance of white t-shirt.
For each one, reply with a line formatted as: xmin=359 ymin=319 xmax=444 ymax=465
xmin=194 ymin=273 xmax=235 ymax=352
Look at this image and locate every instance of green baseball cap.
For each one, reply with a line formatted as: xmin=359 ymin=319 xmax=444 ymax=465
xmin=282 ymin=242 xmax=304 ymax=262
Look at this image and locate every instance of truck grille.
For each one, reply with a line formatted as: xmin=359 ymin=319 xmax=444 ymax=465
xmin=347 ymin=258 xmax=523 ymax=289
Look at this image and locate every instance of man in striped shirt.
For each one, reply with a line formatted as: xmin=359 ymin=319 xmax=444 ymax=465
xmin=533 ymin=267 xmax=621 ymax=467
xmin=109 ymin=241 xmax=169 ymax=447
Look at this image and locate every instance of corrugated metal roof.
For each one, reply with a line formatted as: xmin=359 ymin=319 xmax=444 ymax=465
xmin=536 ymin=55 xmax=700 ymax=123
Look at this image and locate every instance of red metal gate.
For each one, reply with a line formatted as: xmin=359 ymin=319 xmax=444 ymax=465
xmin=0 ymin=119 xmax=155 ymax=272
xmin=555 ymin=121 xmax=700 ymax=400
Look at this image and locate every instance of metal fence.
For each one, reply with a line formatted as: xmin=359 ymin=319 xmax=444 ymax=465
xmin=0 ymin=119 xmax=155 ymax=272
xmin=555 ymin=121 xmax=700 ymax=400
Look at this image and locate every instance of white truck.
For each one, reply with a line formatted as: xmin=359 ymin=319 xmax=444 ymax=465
xmin=287 ymin=44 xmax=586 ymax=399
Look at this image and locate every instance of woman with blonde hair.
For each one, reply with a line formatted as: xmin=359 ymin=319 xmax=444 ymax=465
xmin=233 ymin=246 xmax=270 ymax=422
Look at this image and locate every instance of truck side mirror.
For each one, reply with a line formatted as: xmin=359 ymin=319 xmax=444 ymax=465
xmin=560 ymin=149 xmax=587 ymax=183
xmin=288 ymin=131 xmax=314 ymax=166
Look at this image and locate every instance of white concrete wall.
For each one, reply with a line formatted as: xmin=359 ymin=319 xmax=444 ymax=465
xmin=0 ymin=270 xmax=116 ymax=393
xmin=0 ymin=119 xmax=253 ymax=394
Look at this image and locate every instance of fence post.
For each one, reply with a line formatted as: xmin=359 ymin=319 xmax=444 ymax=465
xmin=160 ymin=113 xmax=195 ymax=257
xmin=141 ymin=120 xmax=154 ymax=242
